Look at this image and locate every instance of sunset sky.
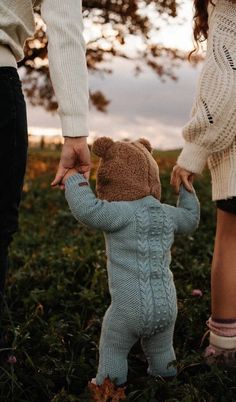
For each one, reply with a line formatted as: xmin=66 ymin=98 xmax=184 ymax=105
xmin=26 ymin=1 xmax=202 ymax=150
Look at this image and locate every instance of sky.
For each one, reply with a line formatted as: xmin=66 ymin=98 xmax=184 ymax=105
xmin=26 ymin=0 xmax=202 ymax=150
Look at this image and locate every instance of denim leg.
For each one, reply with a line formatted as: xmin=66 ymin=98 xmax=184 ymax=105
xmin=0 ymin=235 xmax=12 ymax=313
xmin=0 ymin=67 xmax=28 ymax=308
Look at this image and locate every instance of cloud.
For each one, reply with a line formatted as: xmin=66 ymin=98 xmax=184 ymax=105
xmin=89 ymin=113 xmax=184 ymax=149
xmin=26 ymin=57 xmax=202 ymax=150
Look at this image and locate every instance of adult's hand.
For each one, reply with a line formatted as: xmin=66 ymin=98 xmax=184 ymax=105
xmin=51 ymin=137 xmax=90 ymax=187
xmin=171 ymin=165 xmax=195 ymax=194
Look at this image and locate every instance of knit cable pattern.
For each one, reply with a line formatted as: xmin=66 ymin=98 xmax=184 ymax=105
xmin=136 ymin=208 xmax=155 ymax=338
xmin=65 ymin=174 xmax=200 ymax=385
xmin=159 ymin=210 xmax=177 ymax=328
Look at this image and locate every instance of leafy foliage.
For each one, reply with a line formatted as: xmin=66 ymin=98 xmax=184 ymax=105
xmin=19 ymin=1 xmax=195 ymax=113
xmin=0 ymin=146 xmax=235 ymax=401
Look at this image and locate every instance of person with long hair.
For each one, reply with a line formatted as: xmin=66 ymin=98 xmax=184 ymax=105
xmin=0 ymin=0 xmax=90 ymax=342
xmin=171 ymin=0 xmax=236 ymax=365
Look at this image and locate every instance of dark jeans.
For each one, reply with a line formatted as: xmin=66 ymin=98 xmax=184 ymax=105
xmin=0 ymin=67 xmax=28 ymax=307
xmin=216 ymin=198 xmax=236 ymax=214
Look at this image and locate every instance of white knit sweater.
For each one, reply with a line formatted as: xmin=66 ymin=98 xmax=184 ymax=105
xmin=0 ymin=0 xmax=89 ymax=137
xmin=177 ymin=0 xmax=236 ymax=201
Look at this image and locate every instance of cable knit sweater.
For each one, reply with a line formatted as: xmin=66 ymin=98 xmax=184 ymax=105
xmin=0 ymin=0 xmax=89 ymax=137
xmin=178 ymin=0 xmax=236 ymax=201
xmin=65 ymin=173 xmax=200 ymax=385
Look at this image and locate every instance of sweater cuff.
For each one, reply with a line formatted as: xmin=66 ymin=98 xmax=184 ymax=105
xmin=60 ymin=114 xmax=89 ymax=137
xmin=65 ymin=173 xmax=89 ymax=189
xmin=177 ymin=142 xmax=210 ymax=174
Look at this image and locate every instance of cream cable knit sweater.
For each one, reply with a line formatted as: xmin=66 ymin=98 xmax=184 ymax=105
xmin=177 ymin=0 xmax=236 ymax=201
xmin=0 ymin=0 xmax=89 ymax=137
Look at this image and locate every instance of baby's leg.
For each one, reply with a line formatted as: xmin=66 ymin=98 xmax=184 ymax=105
xmin=96 ymin=309 xmax=137 ymax=386
xmin=141 ymin=324 xmax=177 ymax=377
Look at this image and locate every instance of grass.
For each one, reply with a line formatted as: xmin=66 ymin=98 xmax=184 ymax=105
xmin=0 ymin=145 xmax=235 ymax=401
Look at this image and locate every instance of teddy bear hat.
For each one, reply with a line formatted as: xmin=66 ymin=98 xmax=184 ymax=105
xmin=92 ymin=137 xmax=161 ymax=202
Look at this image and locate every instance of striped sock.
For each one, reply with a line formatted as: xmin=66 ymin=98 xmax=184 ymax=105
xmin=207 ymin=317 xmax=236 ymax=349
xmin=207 ymin=317 xmax=236 ymax=337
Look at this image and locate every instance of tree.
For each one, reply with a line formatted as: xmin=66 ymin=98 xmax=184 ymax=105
xmin=19 ymin=0 xmax=189 ymax=113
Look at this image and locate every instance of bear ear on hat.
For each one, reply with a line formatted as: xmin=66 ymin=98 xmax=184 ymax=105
xmin=92 ymin=137 xmax=114 ymax=158
xmin=138 ymin=138 xmax=152 ymax=153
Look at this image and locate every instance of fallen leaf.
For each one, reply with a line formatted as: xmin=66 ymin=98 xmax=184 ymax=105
xmin=88 ymin=377 xmax=126 ymax=402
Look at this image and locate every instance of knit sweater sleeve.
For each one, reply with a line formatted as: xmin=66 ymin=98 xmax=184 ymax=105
xmin=164 ymin=186 xmax=200 ymax=234
xmin=41 ymin=0 xmax=89 ymax=137
xmin=177 ymin=2 xmax=236 ymax=174
xmin=65 ymin=174 xmax=134 ymax=232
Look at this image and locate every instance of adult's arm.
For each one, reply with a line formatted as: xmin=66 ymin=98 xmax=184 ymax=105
xmin=41 ymin=0 xmax=89 ymax=137
xmin=177 ymin=5 xmax=236 ymax=175
xmin=41 ymin=0 xmax=90 ymax=184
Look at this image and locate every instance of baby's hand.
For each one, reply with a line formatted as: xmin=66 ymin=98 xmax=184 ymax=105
xmin=62 ymin=168 xmax=79 ymax=184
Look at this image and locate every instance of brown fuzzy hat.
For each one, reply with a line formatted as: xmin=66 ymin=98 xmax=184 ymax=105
xmin=92 ymin=137 xmax=161 ymax=202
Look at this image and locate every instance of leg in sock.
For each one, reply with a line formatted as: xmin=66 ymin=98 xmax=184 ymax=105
xmin=211 ymin=209 xmax=236 ymax=319
xmin=208 ymin=317 xmax=236 ymax=337
xmin=205 ymin=318 xmax=236 ymax=366
xmin=206 ymin=210 xmax=236 ymax=365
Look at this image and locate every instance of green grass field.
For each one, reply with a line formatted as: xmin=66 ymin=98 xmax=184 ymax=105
xmin=1 ymin=146 xmax=236 ymax=401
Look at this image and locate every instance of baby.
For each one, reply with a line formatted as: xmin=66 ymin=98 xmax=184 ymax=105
xmin=63 ymin=137 xmax=200 ymax=386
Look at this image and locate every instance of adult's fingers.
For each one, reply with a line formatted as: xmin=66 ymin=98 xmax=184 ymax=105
xmin=189 ymin=174 xmax=195 ymax=184
xmin=170 ymin=166 xmax=181 ymax=193
xmin=75 ymin=143 xmax=91 ymax=174
xmin=171 ymin=175 xmax=181 ymax=194
xmin=171 ymin=165 xmax=194 ymax=193
xmin=174 ymin=177 xmax=182 ymax=194
xmin=59 ymin=183 xmax=65 ymax=190
xmin=64 ymin=138 xmax=91 ymax=177
xmin=52 ymin=138 xmax=91 ymax=187
xmin=181 ymin=173 xmax=193 ymax=192
xmin=83 ymin=169 xmax=90 ymax=180
xmin=51 ymin=163 xmax=69 ymax=187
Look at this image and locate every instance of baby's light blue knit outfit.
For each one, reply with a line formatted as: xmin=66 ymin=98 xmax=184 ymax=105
xmin=65 ymin=174 xmax=200 ymax=385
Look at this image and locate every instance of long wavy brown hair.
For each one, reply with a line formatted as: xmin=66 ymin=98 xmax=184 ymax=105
xmin=191 ymin=0 xmax=236 ymax=57
xmin=193 ymin=0 xmax=215 ymax=44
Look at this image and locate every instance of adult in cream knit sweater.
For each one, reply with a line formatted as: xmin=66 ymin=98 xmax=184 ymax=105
xmin=171 ymin=0 xmax=236 ymax=365
xmin=0 ymin=0 xmax=90 ymax=333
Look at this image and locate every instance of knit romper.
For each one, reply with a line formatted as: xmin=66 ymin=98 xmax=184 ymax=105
xmin=65 ymin=174 xmax=200 ymax=385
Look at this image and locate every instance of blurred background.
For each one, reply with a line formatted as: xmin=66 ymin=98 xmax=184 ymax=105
xmin=20 ymin=0 xmax=204 ymax=150
xmin=6 ymin=4 xmax=234 ymax=401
